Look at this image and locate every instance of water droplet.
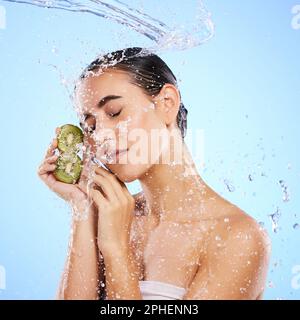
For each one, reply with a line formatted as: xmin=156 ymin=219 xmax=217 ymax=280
xmin=51 ymin=46 xmax=59 ymax=54
xmin=268 ymin=207 xmax=281 ymax=233
xmin=240 ymin=287 xmax=247 ymax=294
xmin=279 ymin=180 xmax=290 ymax=202
xmin=293 ymin=223 xmax=300 ymax=230
xmin=261 ymin=172 xmax=267 ymax=177
xmin=268 ymin=281 xmax=275 ymax=288
xmin=223 ymin=179 xmax=235 ymax=192
xmin=258 ymin=221 xmax=265 ymax=228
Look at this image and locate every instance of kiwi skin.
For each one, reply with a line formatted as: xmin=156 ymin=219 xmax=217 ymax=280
xmin=54 ymin=124 xmax=84 ymax=184
xmin=57 ymin=124 xmax=84 ymax=152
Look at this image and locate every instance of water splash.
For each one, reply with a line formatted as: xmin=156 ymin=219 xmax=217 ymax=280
xmin=278 ymin=179 xmax=290 ymax=202
xmin=258 ymin=221 xmax=265 ymax=228
xmin=268 ymin=207 xmax=281 ymax=233
xmin=223 ymin=178 xmax=235 ymax=192
xmin=293 ymin=223 xmax=300 ymax=230
xmin=3 ymin=0 xmax=214 ymax=52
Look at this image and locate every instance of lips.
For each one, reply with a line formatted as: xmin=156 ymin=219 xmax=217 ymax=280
xmin=116 ymin=148 xmax=128 ymax=158
xmin=108 ymin=148 xmax=128 ymax=162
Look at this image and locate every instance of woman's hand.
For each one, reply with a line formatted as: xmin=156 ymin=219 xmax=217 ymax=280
xmin=88 ymin=166 xmax=135 ymax=255
xmin=37 ymin=127 xmax=92 ymax=214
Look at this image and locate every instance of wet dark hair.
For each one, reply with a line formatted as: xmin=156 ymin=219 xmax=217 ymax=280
xmin=79 ymin=47 xmax=188 ymax=139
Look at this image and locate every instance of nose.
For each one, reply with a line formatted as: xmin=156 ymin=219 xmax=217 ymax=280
xmin=92 ymin=118 xmax=122 ymax=155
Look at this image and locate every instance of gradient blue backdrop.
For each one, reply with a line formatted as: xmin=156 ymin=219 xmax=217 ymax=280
xmin=0 ymin=0 xmax=299 ymax=299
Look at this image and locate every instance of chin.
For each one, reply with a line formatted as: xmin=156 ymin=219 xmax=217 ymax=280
xmin=106 ymin=163 xmax=151 ymax=183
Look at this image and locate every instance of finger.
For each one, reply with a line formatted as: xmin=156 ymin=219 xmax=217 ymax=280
xmin=38 ymin=162 xmax=57 ymax=176
xmin=77 ymin=180 xmax=88 ymax=195
xmin=93 ymin=174 xmax=119 ymax=203
xmin=45 ymin=138 xmax=58 ymax=158
xmin=77 ymin=173 xmax=90 ymax=195
xmin=94 ymin=166 xmax=123 ymax=195
xmin=46 ymin=154 xmax=59 ymax=164
xmin=110 ymin=172 xmax=134 ymax=206
xmin=86 ymin=180 xmax=96 ymax=196
xmin=76 ymin=157 xmax=96 ymax=195
xmin=55 ymin=126 xmax=61 ymax=135
xmin=90 ymin=189 xmax=107 ymax=208
xmin=94 ymin=166 xmax=127 ymax=202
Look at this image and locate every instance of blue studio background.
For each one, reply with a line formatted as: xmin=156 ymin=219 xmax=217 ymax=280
xmin=0 ymin=0 xmax=299 ymax=299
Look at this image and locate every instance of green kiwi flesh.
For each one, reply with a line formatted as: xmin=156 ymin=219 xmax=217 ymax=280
xmin=53 ymin=153 xmax=83 ymax=184
xmin=54 ymin=124 xmax=84 ymax=184
xmin=57 ymin=124 xmax=84 ymax=152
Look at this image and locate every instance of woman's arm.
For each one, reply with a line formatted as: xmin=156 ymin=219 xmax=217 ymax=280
xmin=87 ymin=165 xmax=143 ymax=300
xmin=38 ymin=127 xmax=106 ymax=299
xmin=101 ymin=245 xmax=142 ymax=300
xmin=56 ymin=202 xmax=104 ymax=300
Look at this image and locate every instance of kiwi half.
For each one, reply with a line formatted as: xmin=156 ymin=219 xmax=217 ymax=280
xmin=54 ymin=124 xmax=84 ymax=184
xmin=57 ymin=124 xmax=84 ymax=152
xmin=54 ymin=153 xmax=83 ymax=184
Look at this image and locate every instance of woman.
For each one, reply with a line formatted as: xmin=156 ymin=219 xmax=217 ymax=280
xmin=37 ymin=47 xmax=271 ymax=300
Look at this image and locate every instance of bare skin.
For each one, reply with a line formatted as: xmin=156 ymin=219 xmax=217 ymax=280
xmin=130 ymin=189 xmax=271 ymax=300
xmin=38 ymin=67 xmax=271 ymax=300
xmin=37 ymin=128 xmax=104 ymax=300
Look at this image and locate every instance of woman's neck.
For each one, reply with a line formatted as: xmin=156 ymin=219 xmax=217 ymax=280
xmin=138 ymin=140 xmax=211 ymax=224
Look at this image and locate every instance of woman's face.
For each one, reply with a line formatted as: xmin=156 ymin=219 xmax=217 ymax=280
xmin=74 ymin=68 xmax=169 ymax=182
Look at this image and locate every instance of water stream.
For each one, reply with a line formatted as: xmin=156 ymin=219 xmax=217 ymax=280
xmin=2 ymin=0 xmax=214 ymax=51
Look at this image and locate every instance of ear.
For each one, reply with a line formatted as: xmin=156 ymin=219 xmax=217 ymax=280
xmin=153 ymin=83 xmax=181 ymax=127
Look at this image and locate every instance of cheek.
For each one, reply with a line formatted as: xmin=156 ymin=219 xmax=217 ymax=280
xmin=128 ymin=106 xmax=164 ymax=134
xmin=123 ymin=111 xmax=150 ymax=148
xmin=125 ymin=109 xmax=166 ymax=160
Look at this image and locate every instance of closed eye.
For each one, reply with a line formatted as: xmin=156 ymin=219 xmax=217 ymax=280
xmin=108 ymin=109 xmax=122 ymax=118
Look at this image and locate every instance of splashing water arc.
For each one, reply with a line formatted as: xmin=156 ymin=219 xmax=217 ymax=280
xmin=3 ymin=0 xmax=215 ymax=52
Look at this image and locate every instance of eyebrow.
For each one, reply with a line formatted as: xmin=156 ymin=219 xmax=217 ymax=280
xmin=82 ymin=94 xmax=123 ymax=120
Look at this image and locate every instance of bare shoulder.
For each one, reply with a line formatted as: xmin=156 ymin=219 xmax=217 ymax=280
xmin=201 ymin=187 xmax=270 ymax=243
xmin=185 ymin=198 xmax=272 ymax=299
xmin=223 ymin=211 xmax=270 ymax=251
xmin=206 ymin=196 xmax=272 ymax=263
